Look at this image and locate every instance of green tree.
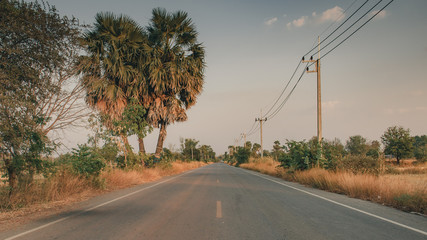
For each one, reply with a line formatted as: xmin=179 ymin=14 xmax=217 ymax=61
xmin=180 ymin=138 xmax=199 ymax=161
xmin=412 ymin=135 xmax=427 ymax=162
xmin=366 ymin=140 xmax=381 ymax=159
xmin=322 ymin=138 xmax=345 ymax=169
xmin=251 ymin=143 xmax=261 ymax=157
xmin=244 ymin=141 xmax=252 ymax=150
xmin=145 ymin=8 xmax=206 ymax=158
xmin=271 ymin=140 xmax=284 ymax=161
xmin=345 ymin=135 xmax=368 ymax=155
xmin=279 ymin=140 xmax=312 ymax=170
xmin=235 ymin=147 xmax=251 ymax=167
xmin=198 ymin=145 xmax=215 ymax=162
xmin=80 ymin=12 xmax=149 ymax=159
xmin=381 ymin=126 xmax=414 ymax=165
xmin=0 ymin=0 xmax=82 ymax=191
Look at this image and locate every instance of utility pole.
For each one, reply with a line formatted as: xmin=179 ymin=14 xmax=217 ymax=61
xmin=302 ymin=36 xmax=322 ymax=146
xmin=255 ymin=111 xmax=267 ymax=158
xmin=241 ymin=133 xmax=246 ymax=147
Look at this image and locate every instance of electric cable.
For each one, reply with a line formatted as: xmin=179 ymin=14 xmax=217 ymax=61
xmin=304 ymin=0 xmax=369 ymax=58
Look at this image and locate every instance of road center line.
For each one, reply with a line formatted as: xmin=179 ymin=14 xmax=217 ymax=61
xmin=241 ymin=168 xmax=427 ymax=237
xmin=216 ymin=201 xmax=222 ymax=218
xmin=5 ymin=168 xmax=199 ymax=240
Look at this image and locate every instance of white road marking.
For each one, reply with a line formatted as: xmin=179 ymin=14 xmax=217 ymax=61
xmin=242 ymin=168 xmax=427 ymax=237
xmin=216 ymin=201 xmax=222 ymax=218
xmin=4 ymin=169 xmax=199 ymax=240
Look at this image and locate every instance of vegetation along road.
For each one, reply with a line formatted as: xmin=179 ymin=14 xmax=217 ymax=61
xmin=1 ymin=163 xmax=426 ymax=240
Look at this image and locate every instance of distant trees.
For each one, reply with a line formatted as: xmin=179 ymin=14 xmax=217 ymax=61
xmin=180 ymin=138 xmax=215 ymax=162
xmin=381 ymin=126 xmax=413 ymax=165
xmin=413 ymin=135 xmax=427 ymax=162
xmin=271 ymin=140 xmax=284 ymax=161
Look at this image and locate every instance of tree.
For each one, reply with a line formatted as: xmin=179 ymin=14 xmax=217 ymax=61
xmin=345 ymin=135 xmax=368 ymax=155
xmin=145 ymin=8 xmax=205 ymax=158
xmin=279 ymin=140 xmax=312 ymax=170
xmin=80 ymin=12 xmax=150 ymax=158
xmin=251 ymin=143 xmax=261 ymax=157
xmin=199 ymin=144 xmax=215 ymax=161
xmin=180 ymin=138 xmax=199 ymax=161
xmin=0 ymin=0 xmax=83 ymax=191
xmin=271 ymin=140 xmax=284 ymax=161
xmin=381 ymin=126 xmax=414 ymax=165
xmin=235 ymin=147 xmax=251 ymax=167
xmin=412 ymin=135 xmax=427 ymax=162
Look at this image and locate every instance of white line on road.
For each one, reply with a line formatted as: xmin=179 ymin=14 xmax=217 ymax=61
xmin=5 ymin=169 xmax=199 ymax=240
xmin=242 ymin=169 xmax=427 ymax=237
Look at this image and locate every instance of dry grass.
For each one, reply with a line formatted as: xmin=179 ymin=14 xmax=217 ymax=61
xmin=103 ymin=161 xmax=207 ymax=190
xmin=240 ymin=158 xmax=427 ymax=214
xmin=0 ymin=161 xmax=207 ymax=231
xmin=240 ymin=157 xmax=281 ymax=176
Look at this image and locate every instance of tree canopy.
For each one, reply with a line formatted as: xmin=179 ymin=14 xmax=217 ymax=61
xmin=1 ymin=0 xmax=84 ymax=191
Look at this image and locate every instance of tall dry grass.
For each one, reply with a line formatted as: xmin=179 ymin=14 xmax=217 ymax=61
xmin=239 ymin=157 xmax=281 ymax=176
xmin=240 ymin=158 xmax=427 ymax=214
xmin=103 ymin=161 xmax=207 ymax=190
xmin=0 ymin=161 xmax=207 ymax=213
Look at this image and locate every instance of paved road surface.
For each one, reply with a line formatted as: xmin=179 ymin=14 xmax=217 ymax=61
xmin=1 ymin=163 xmax=426 ymax=239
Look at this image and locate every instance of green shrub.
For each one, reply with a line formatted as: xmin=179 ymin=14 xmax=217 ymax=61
xmin=338 ymin=155 xmax=379 ymax=174
xmin=235 ymin=147 xmax=251 ymax=167
xmin=71 ymin=144 xmax=105 ymax=178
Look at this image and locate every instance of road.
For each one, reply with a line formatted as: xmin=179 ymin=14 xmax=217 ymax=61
xmin=1 ymin=163 xmax=426 ymax=240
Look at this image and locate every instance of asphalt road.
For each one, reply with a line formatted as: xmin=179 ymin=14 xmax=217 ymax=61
xmin=1 ymin=163 xmax=426 ymax=240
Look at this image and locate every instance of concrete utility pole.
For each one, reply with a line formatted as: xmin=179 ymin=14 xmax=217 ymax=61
xmin=302 ymin=36 xmax=322 ymax=146
xmin=255 ymin=111 xmax=267 ymax=158
xmin=241 ymin=133 xmax=246 ymax=147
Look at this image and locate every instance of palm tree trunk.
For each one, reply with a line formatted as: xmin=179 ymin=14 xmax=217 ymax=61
xmin=155 ymin=123 xmax=167 ymax=158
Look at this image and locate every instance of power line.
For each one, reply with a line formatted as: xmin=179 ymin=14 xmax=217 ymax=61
xmin=318 ymin=0 xmax=360 ymax=38
xmin=247 ymin=122 xmax=260 ymax=137
xmin=307 ymin=0 xmax=394 ymax=69
xmin=310 ymin=0 xmax=384 ymax=60
xmin=263 ymin=0 xmax=366 ymax=120
xmin=304 ymin=0 xmax=369 ymax=58
xmin=319 ymin=0 xmax=394 ymax=61
xmin=263 ymin=60 xmax=303 ymax=117
xmin=266 ymin=63 xmax=308 ymax=120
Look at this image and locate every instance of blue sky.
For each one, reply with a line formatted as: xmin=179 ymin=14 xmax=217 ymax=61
xmin=48 ymin=0 xmax=427 ymax=154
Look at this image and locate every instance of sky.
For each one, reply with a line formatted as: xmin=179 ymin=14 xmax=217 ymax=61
xmin=45 ymin=0 xmax=427 ymax=155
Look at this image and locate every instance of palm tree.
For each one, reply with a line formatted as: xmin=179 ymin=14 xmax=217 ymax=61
xmin=80 ymin=12 xmax=149 ymax=156
xmin=145 ymin=8 xmax=206 ymax=158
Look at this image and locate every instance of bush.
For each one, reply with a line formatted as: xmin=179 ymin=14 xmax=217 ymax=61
xmin=279 ymin=140 xmax=313 ymax=170
xmin=235 ymin=147 xmax=251 ymax=167
xmin=338 ymin=155 xmax=379 ymax=174
xmin=71 ymin=144 xmax=105 ymax=178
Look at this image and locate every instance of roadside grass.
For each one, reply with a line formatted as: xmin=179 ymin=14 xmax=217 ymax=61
xmin=0 ymin=160 xmax=207 ymax=230
xmin=239 ymin=157 xmax=427 ymax=215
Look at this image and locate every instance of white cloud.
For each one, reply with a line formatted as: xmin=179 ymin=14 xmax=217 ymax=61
xmin=287 ymin=15 xmax=309 ymax=29
xmin=265 ymin=17 xmax=278 ymax=26
xmin=318 ymin=6 xmax=344 ymax=24
xmin=287 ymin=6 xmax=345 ymax=29
xmin=371 ymin=10 xmax=387 ymax=20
